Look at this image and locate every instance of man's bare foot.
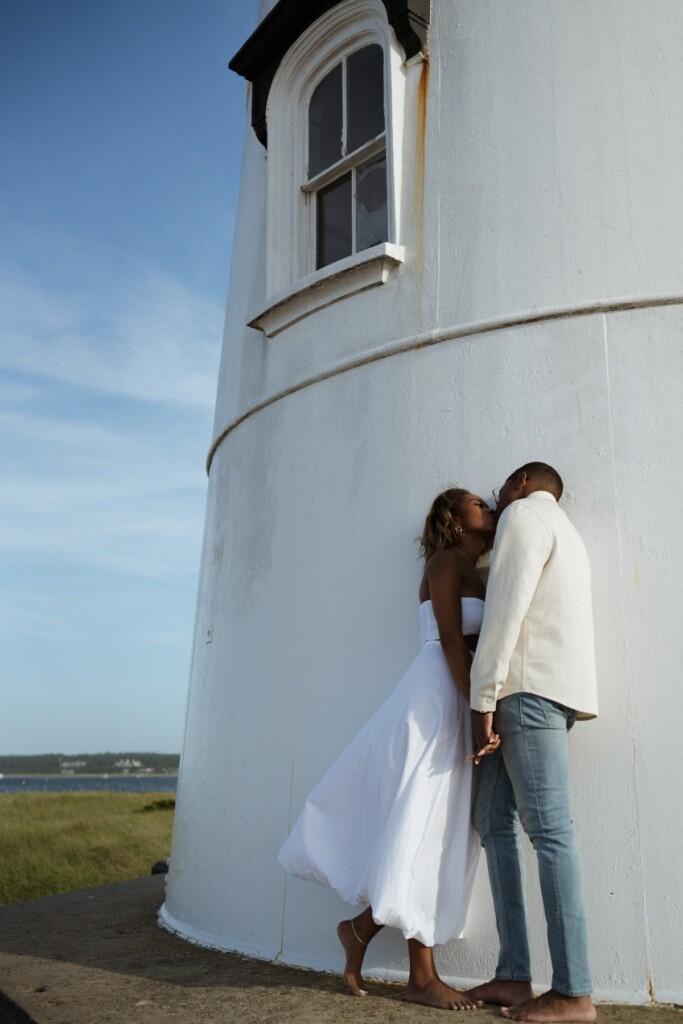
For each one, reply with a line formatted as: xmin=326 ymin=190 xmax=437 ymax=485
xmin=405 ymin=977 xmax=482 ymax=1011
xmin=466 ymin=980 xmax=534 ymax=1007
xmin=500 ymin=989 xmax=596 ymax=1022
xmin=337 ymin=920 xmax=368 ymax=997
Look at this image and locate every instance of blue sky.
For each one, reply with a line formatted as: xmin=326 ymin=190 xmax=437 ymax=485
xmin=0 ymin=0 xmax=257 ymax=755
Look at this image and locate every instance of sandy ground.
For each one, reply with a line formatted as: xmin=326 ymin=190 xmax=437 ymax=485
xmin=0 ymin=876 xmax=681 ymax=1024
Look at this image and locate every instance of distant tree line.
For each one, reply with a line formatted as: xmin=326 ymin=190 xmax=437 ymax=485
xmin=0 ymin=753 xmax=180 ymax=775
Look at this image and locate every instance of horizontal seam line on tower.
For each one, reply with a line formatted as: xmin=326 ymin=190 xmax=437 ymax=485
xmin=206 ymin=292 xmax=683 ymax=474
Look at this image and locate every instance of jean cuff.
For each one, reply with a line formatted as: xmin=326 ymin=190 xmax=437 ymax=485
xmin=494 ymin=974 xmax=533 ymax=983
xmin=551 ymin=987 xmax=593 ymax=998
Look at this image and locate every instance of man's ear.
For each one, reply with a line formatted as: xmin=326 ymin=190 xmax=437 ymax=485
xmin=512 ymin=471 xmax=529 ymax=498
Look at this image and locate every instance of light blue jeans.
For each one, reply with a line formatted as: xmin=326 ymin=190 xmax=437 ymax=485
xmin=473 ymin=693 xmax=592 ymax=997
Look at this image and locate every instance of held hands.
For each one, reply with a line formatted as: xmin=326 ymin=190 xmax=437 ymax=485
xmin=467 ymin=711 xmax=500 ymax=764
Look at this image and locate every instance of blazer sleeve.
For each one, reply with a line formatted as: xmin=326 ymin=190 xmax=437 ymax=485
xmin=470 ymin=502 xmax=553 ymax=712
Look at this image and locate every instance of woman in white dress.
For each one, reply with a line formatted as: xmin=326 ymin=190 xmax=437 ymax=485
xmin=278 ymin=488 xmax=498 ymax=1010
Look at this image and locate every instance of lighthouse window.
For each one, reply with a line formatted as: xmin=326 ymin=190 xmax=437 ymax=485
xmin=245 ymin=1 xmax=410 ymax=334
xmin=305 ymin=44 xmax=387 ymax=270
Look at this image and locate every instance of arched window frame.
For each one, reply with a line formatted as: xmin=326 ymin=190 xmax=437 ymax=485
xmin=249 ymin=0 xmax=410 ymax=337
xmin=303 ymin=42 xmax=388 ymax=271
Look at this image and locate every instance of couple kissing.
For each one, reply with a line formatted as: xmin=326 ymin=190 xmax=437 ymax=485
xmin=279 ymin=462 xmax=598 ymax=1023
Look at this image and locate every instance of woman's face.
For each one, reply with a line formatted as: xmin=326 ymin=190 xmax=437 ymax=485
xmin=459 ymin=494 xmax=496 ymax=536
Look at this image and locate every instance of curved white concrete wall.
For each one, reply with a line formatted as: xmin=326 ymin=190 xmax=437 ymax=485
xmin=161 ymin=1 xmax=683 ymax=1004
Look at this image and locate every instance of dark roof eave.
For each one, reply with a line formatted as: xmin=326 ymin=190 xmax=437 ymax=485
xmin=229 ymin=0 xmax=430 ymax=147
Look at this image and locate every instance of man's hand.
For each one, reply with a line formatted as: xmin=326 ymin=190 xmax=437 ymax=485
xmin=468 ymin=710 xmax=500 ymax=764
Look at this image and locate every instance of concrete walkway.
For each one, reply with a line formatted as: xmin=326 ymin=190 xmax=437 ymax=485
xmin=0 ymin=877 xmax=680 ymax=1024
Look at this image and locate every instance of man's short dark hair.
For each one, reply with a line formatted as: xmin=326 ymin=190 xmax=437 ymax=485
xmin=509 ymin=462 xmax=563 ymax=499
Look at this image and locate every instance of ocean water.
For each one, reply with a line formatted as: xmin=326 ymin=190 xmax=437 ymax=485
xmin=0 ymin=775 xmax=178 ymax=794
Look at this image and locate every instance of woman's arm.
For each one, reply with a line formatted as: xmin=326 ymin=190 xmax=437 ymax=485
xmin=424 ymin=551 xmax=475 ymax=701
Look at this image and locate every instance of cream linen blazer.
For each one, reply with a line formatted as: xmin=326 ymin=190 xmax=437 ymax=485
xmin=470 ymin=491 xmax=598 ymax=720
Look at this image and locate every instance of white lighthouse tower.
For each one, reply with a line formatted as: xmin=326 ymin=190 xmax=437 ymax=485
xmin=160 ymin=0 xmax=683 ymax=1004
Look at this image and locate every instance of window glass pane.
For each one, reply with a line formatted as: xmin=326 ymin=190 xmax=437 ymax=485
xmin=355 ymin=152 xmax=387 ymax=252
xmin=309 ymin=63 xmax=343 ymax=177
xmin=317 ymin=173 xmax=352 ymax=269
xmin=347 ymin=44 xmax=384 ymax=154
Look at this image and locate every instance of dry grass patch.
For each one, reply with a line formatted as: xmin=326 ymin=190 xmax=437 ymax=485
xmin=0 ymin=791 xmax=174 ymax=903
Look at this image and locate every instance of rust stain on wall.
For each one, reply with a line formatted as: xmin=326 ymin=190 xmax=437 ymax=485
xmin=415 ymin=57 xmax=430 ymax=325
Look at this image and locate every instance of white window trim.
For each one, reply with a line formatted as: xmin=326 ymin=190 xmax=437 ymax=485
xmin=248 ymin=242 xmax=405 ymax=338
xmin=251 ymin=0 xmax=408 ymax=337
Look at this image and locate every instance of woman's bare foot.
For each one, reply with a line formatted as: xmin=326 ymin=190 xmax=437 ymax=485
xmin=500 ymin=990 xmax=596 ymax=1022
xmin=405 ymin=977 xmax=481 ymax=1010
xmin=336 ymin=920 xmax=368 ymax=996
xmin=466 ymin=979 xmax=534 ymax=1006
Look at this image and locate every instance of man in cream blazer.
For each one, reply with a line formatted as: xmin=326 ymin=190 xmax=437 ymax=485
xmin=468 ymin=463 xmax=598 ymax=1024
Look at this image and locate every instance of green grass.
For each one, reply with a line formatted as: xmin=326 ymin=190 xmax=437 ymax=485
xmin=0 ymin=792 xmax=175 ymax=904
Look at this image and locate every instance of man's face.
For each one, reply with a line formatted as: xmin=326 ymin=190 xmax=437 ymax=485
xmin=493 ymin=474 xmax=524 ymax=517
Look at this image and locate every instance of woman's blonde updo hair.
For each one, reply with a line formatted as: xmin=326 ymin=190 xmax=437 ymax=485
xmin=419 ymin=487 xmax=470 ymax=563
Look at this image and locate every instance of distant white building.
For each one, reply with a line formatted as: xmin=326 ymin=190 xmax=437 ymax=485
xmin=113 ymin=758 xmax=143 ymax=772
xmin=161 ymin=0 xmax=683 ymax=1005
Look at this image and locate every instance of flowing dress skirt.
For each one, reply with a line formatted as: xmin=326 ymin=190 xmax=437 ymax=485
xmin=278 ymin=638 xmax=479 ymax=946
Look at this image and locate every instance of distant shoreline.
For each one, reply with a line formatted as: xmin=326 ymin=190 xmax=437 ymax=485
xmin=0 ymin=773 xmax=178 ymax=779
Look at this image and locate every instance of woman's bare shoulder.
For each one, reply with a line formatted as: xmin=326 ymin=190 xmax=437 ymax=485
xmin=425 ymin=549 xmax=467 ymax=573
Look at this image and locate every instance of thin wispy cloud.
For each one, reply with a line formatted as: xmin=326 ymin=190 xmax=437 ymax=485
xmin=0 ymin=248 xmax=220 ymax=751
xmin=0 ymin=248 xmax=221 ymax=588
xmin=0 ymin=260 xmax=223 ymax=409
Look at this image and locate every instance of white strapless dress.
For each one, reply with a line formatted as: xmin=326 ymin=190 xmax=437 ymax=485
xmin=278 ymin=598 xmax=483 ymax=947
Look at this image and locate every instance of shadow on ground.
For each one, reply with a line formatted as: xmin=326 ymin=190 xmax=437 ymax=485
xmin=0 ymin=876 xmax=680 ymax=1024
